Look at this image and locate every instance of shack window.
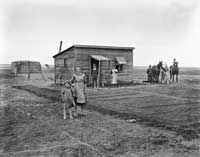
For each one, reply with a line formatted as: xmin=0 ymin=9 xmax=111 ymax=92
xmin=64 ymin=58 xmax=74 ymax=68
xmin=115 ymin=57 xmax=127 ymax=72
xmin=115 ymin=64 xmax=124 ymax=72
xmin=55 ymin=59 xmax=64 ymax=67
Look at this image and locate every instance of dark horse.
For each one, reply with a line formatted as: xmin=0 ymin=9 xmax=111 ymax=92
xmin=170 ymin=63 xmax=179 ymax=82
xmin=152 ymin=61 xmax=163 ymax=83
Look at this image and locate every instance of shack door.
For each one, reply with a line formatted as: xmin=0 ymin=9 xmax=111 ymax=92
xmin=89 ymin=55 xmax=110 ymax=87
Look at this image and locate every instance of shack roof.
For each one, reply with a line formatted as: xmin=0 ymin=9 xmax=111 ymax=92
xmin=53 ymin=44 xmax=135 ymax=58
xmin=11 ymin=60 xmax=40 ymax=63
xmin=90 ymin=55 xmax=111 ymax=61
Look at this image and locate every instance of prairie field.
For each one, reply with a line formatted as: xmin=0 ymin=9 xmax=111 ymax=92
xmin=0 ymin=66 xmax=200 ymax=157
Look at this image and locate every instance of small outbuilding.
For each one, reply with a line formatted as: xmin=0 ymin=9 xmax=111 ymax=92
xmin=11 ymin=60 xmax=44 ymax=79
xmin=53 ymin=44 xmax=135 ymax=86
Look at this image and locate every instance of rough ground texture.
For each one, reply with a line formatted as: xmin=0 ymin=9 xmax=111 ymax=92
xmin=0 ymin=68 xmax=200 ymax=156
xmin=13 ymin=80 xmax=200 ymax=140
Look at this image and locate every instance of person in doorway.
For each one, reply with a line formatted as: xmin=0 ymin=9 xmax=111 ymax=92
xmin=91 ymin=64 xmax=98 ymax=88
xmin=71 ymin=67 xmax=87 ymax=113
xmin=111 ymin=66 xmax=118 ymax=84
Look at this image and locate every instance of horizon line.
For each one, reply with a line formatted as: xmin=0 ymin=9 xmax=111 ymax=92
xmin=0 ymin=64 xmax=200 ymax=69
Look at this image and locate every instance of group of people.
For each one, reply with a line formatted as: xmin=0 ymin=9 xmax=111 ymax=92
xmin=91 ymin=64 xmax=118 ymax=88
xmin=61 ymin=67 xmax=87 ymax=119
xmin=61 ymin=65 xmax=119 ymax=119
xmin=61 ymin=58 xmax=178 ymax=119
xmin=146 ymin=58 xmax=178 ymax=84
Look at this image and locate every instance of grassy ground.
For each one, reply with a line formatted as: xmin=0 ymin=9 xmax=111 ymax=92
xmin=0 ymin=67 xmax=200 ymax=156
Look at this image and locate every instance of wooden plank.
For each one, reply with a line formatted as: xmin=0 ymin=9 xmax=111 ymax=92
xmin=54 ymin=59 xmax=56 ymax=84
xmin=98 ymin=61 xmax=101 ymax=87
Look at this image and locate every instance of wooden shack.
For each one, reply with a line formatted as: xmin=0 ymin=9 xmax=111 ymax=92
xmin=53 ymin=45 xmax=135 ymax=86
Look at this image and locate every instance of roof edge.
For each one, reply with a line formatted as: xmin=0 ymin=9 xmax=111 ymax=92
xmin=11 ymin=60 xmax=40 ymax=63
xmin=53 ymin=44 xmax=135 ymax=58
xmin=73 ymin=44 xmax=135 ymax=50
xmin=53 ymin=45 xmax=74 ymax=58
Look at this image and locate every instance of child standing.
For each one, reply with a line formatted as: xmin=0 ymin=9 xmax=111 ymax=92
xmin=61 ymin=82 xmax=76 ymax=119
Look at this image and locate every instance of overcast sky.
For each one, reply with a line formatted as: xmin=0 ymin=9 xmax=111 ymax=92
xmin=0 ymin=0 xmax=200 ymax=67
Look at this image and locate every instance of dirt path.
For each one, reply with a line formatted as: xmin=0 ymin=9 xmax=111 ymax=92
xmin=0 ymin=84 xmax=199 ymax=156
xmin=13 ymin=84 xmax=200 ymax=140
xmin=1 ymin=71 xmax=200 ymax=156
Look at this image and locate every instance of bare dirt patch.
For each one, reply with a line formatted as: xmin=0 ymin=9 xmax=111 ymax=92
xmin=13 ymin=83 xmax=200 ymax=141
xmin=1 ymin=70 xmax=200 ymax=156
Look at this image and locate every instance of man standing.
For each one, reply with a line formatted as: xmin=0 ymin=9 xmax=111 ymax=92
xmin=147 ymin=65 xmax=153 ymax=83
xmin=91 ymin=64 xmax=98 ymax=88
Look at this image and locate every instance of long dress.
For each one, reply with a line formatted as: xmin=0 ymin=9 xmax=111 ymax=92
xmin=162 ymin=66 xmax=170 ymax=84
xmin=71 ymin=73 xmax=86 ymax=103
xmin=61 ymin=88 xmax=74 ymax=108
xmin=111 ymin=69 xmax=118 ymax=84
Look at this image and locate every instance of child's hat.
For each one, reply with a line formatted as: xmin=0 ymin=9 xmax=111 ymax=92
xmin=64 ymin=81 xmax=71 ymax=87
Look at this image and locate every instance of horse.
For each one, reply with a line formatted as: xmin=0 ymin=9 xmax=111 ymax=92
xmin=170 ymin=63 xmax=179 ymax=82
xmin=152 ymin=61 xmax=163 ymax=83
